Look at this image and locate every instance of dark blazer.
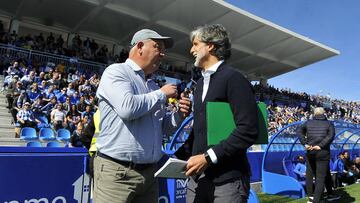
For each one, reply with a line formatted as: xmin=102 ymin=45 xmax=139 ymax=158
xmin=175 ymin=63 xmax=259 ymax=183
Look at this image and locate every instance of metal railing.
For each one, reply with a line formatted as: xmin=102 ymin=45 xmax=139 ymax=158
xmin=0 ymin=44 xmax=106 ymax=73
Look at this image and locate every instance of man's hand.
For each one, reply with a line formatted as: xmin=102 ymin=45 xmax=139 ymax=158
xmin=18 ymin=119 xmax=25 ymax=124
xmin=185 ymin=154 xmax=208 ymax=176
xmin=160 ymin=84 xmax=178 ymax=98
xmin=305 ymin=144 xmax=312 ymax=151
xmin=178 ymin=93 xmax=192 ymax=119
xmin=312 ymin=145 xmax=321 ymax=150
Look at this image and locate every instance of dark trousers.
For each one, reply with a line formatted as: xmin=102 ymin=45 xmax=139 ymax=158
xmin=186 ymin=174 xmax=250 ymax=203
xmin=306 ymin=150 xmax=330 ymax=203
xmin=325 ymin=168 xmax=334 ymax=194
xmin=20 ymin=120 xmax=37 ymax=128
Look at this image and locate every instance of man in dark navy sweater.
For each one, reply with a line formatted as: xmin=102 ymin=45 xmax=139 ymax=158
xmin=175 ymin=24 xmax=258 ymax=203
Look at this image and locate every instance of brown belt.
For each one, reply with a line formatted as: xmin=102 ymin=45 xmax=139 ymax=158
xmin=97 ymin=151 xmax=154 ymax=171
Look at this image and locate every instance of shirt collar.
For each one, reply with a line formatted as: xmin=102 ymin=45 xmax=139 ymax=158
xmin=125 ymin=59 xmax=145 ymax=78
xmin=201 ymin=60 xmax=224 ymax=77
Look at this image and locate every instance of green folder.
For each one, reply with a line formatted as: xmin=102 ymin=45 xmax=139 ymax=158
xmin=206 ymin=102 xmax=268 ymax=146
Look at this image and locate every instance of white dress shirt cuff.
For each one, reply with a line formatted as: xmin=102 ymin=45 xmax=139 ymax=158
xmin=207 ymin=148 xmax=218 ymax=164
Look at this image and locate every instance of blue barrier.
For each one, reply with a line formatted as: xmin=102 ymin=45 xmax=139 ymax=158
xmin=0 ymin=147 xmax=89 ymax=202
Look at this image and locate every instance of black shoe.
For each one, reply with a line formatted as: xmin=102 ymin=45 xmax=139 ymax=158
xmin=325 ymin=194 xmax=341 ymax=201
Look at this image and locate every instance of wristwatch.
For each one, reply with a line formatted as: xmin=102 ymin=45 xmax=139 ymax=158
xmin=204 ymin=151 xmax=213 ymax=165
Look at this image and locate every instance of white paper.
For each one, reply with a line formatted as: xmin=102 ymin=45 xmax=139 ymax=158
xmin=154 ymin=158 xmax=188 ymax=179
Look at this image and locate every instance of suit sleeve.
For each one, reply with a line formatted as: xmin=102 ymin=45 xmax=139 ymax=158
xmin=174 ymin=130 xmax=194 ymax=160
xmin=211 ymin=72 xmax=258 ymax=160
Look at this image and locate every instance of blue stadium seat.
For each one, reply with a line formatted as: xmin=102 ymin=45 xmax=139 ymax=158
xmin=56 ymin=129 xmax=71 ymax=143
xmin=39 ymin=128 xmax=56 ymax=141
xmin=37 ymin=116 xmax=49 ymax=124
xmin=47 ymin=141 xmax=62 ymax=147
xmin=36 ymin=115 xmax=50 ymax=129
xmin=26 ymin=141 xmax=42 ymax=147
xmin=20 ymin=127 xmax=38 ymax=141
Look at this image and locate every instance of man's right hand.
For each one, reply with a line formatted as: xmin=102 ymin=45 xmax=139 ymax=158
xmin=160 ymin=84 xmax=178 ymax=98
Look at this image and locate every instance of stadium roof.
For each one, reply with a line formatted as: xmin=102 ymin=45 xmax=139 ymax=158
xmin=0 ymin=0 xmax=340 ymax=80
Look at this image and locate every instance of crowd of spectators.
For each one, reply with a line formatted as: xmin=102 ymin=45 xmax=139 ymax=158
xmin=2 ymin=59 xmax=100 ymax=139
xmin=0 ymin=48 xmax=359 ymax=142
xmin=0 ymin=27 xmax=129 ymax=65
xmin=253 ymin=84 xmax=360 ymax=135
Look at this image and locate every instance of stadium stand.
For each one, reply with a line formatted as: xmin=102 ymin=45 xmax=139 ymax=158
xmin=0 ymin=14 xmax=359 ymax=203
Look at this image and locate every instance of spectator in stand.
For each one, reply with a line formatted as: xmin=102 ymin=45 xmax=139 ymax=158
xmin=70 ymin=122 xmax=84 ymax=147
xmin=293 ymin=155 xmax=306 ymax=181
xmin=10 ymin=30 xmax=18 ymax=43
xmin=56 ymin=35 xmax=64 ymax=49
xmin=5 ymin=61 xmax=20 ymax=76
xmin=16 ymin=102 xmax=40 ymax=128
xmin=39 ymin=80 xmax=48 ymax=91
xmin=43 ymin=85 xmax=56 ymax=102
xmin=62 ymin=96 xmax=72 ymax=113
xmin=2 ymin=72 xmax=17 ymax=90
xmin=66 ymin=82 xmax=76 ymax=96
xmin=50 ymin=103 xmax=67 ymax=131
xmin=6 ymin=79 xmax=22 ymax=109
xmin=41 ymin=96 xmax=57 ymax=118
xmin=16 ymin=90 xmax=29 ymax=111
xmin=47 ymin=72 xmax=61 ymax=87
xmin=44 ymin=68 xmax=53 ymax=80
xmin=88 ymin=73 xmax=100 ymax=88
xmin=76 ymin=95 xmax=87 ymax=112
xmin=78 ymin=80 xmax=92 ymax=95
xmin=34 ymin=72 xmax=44 ymax=84
xmin=66 ymin=104 xmax=81 ymax=133
xmin=31 ymin=96 xmax=44 ymax=117
xmin=28 ymin=83 xmax=41 ymax=103
xmin=55 ymin=87 xmax=68 ymax=104
xmin=81 ymin=105 xmax=93 ymax=124
xmin=70 ymin=91 xmax=81 ymax=105
xmin=46 ymin=32 xmax=55 ymax=47
xmin=90 ymin=39 xmax=98 ymax=56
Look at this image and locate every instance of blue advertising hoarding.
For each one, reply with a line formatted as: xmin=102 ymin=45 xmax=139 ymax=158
xmin=0 ymin=147 xmax=89 ymax=203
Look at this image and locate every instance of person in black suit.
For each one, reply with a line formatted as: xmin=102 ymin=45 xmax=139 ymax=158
xmin=175 ymin=24 xmax=259 ymax=203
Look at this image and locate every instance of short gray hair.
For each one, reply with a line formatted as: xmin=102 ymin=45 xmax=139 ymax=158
xmin=314 ymin=107 xmax=325 ymax=116
xmin=190 ymin=24 xmax=231 ymax=60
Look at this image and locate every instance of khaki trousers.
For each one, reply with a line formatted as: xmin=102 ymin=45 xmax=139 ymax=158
xmin=93 ymin=154 xmax=158 ymax=203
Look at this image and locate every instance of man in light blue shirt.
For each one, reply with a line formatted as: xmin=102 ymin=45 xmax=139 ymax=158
xmin=293 ymin=155 xmax=306 ymax=181
xmin=93 ymin=29 xmax=192 ymax=203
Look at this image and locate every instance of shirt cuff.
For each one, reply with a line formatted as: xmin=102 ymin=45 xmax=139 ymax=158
xmin=154 ymin=89 xmax=167 ymax=103
xmin=207 ymin=148 xmax=218 ymax=164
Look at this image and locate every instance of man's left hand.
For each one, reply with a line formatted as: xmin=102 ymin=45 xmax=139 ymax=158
xmin=178 ymin=93 xmax=192 ymax=119
xmin=185 ymin=154 xmax=208 ymax=176
xmin=312 ymin=145 xmax=321 ymax=150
